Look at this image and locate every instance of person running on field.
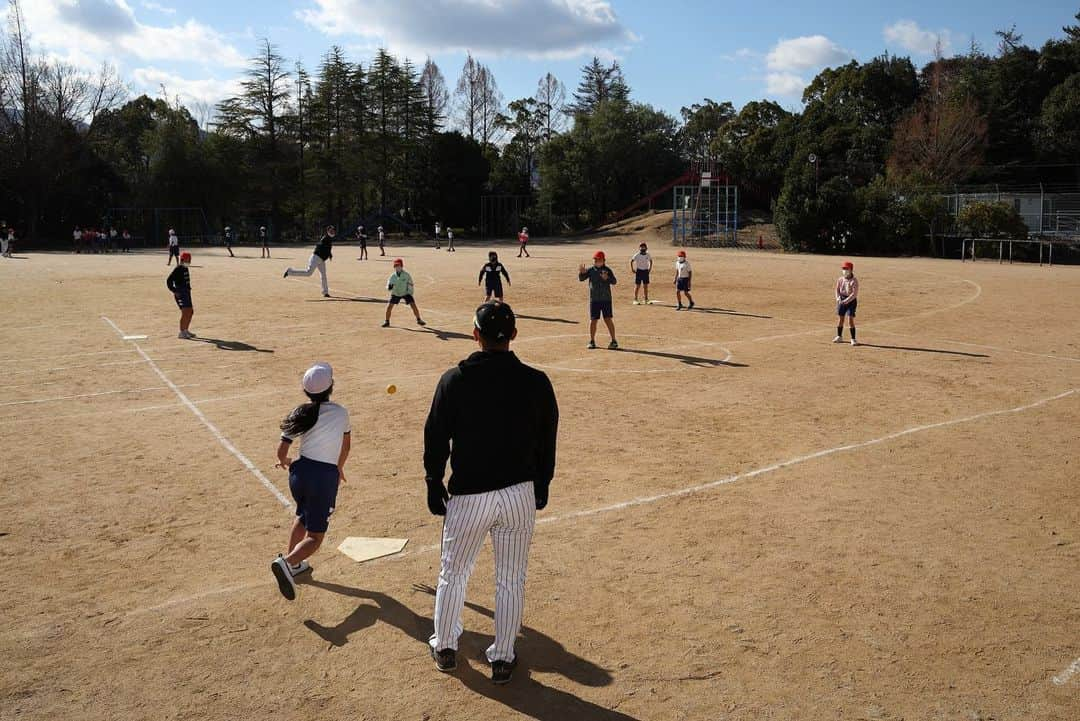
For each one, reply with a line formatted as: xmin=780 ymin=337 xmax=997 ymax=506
xmin=674 ymin=250 xmax=694 ymax=310
xmin=424 ymin=301 xmax=558 ymax=685
xmin=517 ymin=227 xmax=530 ymax=258
xmin=284 ymin=225 xmax=335 ymax=297
xmin=833 ymin=261 xmax=859 ymax=346
xmin=270 ymin=362 xmax=351 ymax=601
xmin=630 ymin=242 xmax=653 ymax=304
xmin=479 ymin=252 xmax=511 ymax=301
xmin=383 ymin=258 xmax=426 ymax=327
xmin=578 ymin=251 xmax=617 ymax=349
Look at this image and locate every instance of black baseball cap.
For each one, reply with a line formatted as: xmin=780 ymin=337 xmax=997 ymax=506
xmin=474 ymin=301 xmax=515 ymax=341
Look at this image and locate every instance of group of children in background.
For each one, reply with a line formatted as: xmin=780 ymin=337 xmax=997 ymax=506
xmin=167 ymin=224 xmax=861 ymax=353
xmin=71 ymin=226 xmax=131 ymax=254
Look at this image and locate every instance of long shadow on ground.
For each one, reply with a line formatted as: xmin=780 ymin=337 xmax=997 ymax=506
xmin=648 ymin=303 xmax=772 ymax=319
xmin=398 ymin=326 xmax=474 ymax=341
xmin=613 ymin=346 xmax=747 ymax=368
xmin=515 ymin=314 xmax=579 ymax=325
xmin=857 ymin=343 xmax=989 ymax=358
xmin=299 ymin=579 xmax=641 ymax=721
xmin=195 ymin=337 xmax=274 ymax=353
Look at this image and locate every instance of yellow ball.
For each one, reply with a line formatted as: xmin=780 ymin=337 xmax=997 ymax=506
xmin=386 ymin=384 xmax=397 ymax=395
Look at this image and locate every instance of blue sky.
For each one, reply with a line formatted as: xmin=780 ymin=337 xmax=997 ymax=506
xmin=12 ymin=0 xmax=1079 ymax=123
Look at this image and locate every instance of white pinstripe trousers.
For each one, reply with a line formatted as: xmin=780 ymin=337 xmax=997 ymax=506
xmin=429 ymin=481 xmax=535 ymax=663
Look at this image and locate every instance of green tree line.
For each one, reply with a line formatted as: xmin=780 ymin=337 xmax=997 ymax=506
xmin=2 ymin=0 xmax=1078 ymax=254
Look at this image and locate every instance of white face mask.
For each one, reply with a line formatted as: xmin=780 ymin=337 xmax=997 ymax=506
xmin=843 ymin=270 xmax=853 ymax=278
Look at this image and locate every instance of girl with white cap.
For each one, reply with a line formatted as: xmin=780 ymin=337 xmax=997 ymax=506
xmin=271 ymin=362 xmax=352 ymax=601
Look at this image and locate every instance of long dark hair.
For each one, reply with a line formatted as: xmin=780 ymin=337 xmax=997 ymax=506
xmin=280 ymin=385 xmax=333 ymax=436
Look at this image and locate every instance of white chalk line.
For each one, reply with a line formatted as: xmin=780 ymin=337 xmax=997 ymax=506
xmin=123 ymin=384 xmax=1080 ymax=618
xmin=0 ymin=383 xmax=200 ymax=407
xmin=6 ymin=388 xmax=286 ymax=424
xmin=0 ymin=347 xmax=138 ymax=364
xmin=1053 ymin=657 xmax=1080 ymax=686
xmin=101 ymin=316 xmax=292 ymax=509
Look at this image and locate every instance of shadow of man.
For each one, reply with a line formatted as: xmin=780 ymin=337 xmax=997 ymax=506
xmin=399 ymin=326 xmax=474 ymax=342
xmin=196 ymin=337 xmax=274 ymax=353
xmin=301 ymin=579 xmax=641 ymax=721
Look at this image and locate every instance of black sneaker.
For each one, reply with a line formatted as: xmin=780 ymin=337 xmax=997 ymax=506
xmin=282 ymin=270 xmax=288 ymax=278
xmin=608 ymin=339 xmax=618 ymax=350
xmin=381 ymin=320 xmax=390 ymax=328
xmin=431 ymin=647 xmax=457 ymax=672
xmin=587 ymin=340 xmax=597 ymax=349
xmin=417 ymin=319 xmax=426 ymax=326
xmin=688 ymin=301 xmax=695 ymax=309
xmin=270 ymin=555 xmax=296 ymax=601
xmin=491 ymin=657 xmax=517 ymax=685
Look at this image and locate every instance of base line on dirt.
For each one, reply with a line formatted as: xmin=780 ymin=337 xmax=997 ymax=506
xmin=101 ymin=316 xmax=291 ymax=509
xmin=1053 ymin=657 xmax=1080 ymax=686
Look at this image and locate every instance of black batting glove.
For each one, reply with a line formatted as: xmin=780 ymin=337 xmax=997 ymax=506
xmin=534 ymin=486 xmax=548 ymax=511
xmin=426 ymin=480 xmax=449 ymax=516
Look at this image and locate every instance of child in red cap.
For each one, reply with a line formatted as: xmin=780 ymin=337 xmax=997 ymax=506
xmin=578 ymin=251 xmax=617 ymax=349
xmin=383 ymin=258 xmax=426 ymax=327
xmin=166 ymin=251 xmax=195 ymax=339
xmin=834 ymin=261 xmax=859 ymax=346
xmin=674 ymin=250 xmax=694 ymax=310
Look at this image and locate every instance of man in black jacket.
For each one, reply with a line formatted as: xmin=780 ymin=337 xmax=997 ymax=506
xmin=423 ymin=301 xmax=558 ymax=685
xmin=283 ymin=224 xmax=334 ymax=297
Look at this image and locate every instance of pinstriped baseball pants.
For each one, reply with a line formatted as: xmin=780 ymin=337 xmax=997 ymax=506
xmin=429 ymin=481 xmax=535 ymax=663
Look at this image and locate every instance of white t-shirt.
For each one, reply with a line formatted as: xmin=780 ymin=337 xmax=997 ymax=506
xmin=631 ymin=251 xmax=652 ymax=270
xmin=168 ymin=234 xmax=179 ymax=247
xmin=282 ymin=402 xmax=351 ymax=466
xmin=675 ymin=259 xmax=692 ymax=278
xmin=73 ymin=230 xmax=82 ymax=240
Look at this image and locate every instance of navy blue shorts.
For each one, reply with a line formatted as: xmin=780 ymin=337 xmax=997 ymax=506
xmin=485 ymin=282 xmax=504 ymax=297
xmin=635 ymin=269 xmax=651 ymax=285
xmin=173 ymin=289 xmax=192 ymax=309
xmin=676 ymin=277 xmax=691 ymax=291
xmin=389 ymin=294 xmax=415 ymax=305
xmin=169 ymin=245 xmax=180 ymax=257
xmin=289 ymin=456 xmax=339 ymax=533
xmin=837 ymin=298 xmax=857 ymax=317
xmin=589 ymin=300 xmax=613 ymax=320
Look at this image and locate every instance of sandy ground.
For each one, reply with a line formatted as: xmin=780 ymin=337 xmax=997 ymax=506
xmin=1 ymin=234 xmax=1078 ymax=721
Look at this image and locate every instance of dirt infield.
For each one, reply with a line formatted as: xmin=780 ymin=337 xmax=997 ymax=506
xmin=1 ymin=237 xmax=1078 ymax=721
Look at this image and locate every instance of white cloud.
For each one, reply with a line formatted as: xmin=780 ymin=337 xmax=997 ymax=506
xmin=296 ymin=0 xmax=636 ymax=59
xmin=766 ymin=35 xmax=852 ymax=72
xmin=884 ymin=20 xmax=952 ymax=56
xmin=131 ymin=67 xmax=241 ymax=107
xmin=765 ymin=72 xmax=806 ymax=97
xmin=16 ymin=0 xmax=246 ymax=70
xmin=142 ymin=1 xmax=177 ymax=15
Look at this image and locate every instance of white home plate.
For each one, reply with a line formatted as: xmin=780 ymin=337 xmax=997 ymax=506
xmin=122 ymin=335 xmax=148 ymax=340
xmin=338 ymin=536 xmax=409 ymax=562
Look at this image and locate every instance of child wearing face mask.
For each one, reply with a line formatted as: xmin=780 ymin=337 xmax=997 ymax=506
xmin=833 ymin=261 xmax=859 ymax=346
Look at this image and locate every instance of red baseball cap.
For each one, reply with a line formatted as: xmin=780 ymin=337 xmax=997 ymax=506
xmin=593 ymin=251 xmax=605 ymax=260
xmin=841 ymin=261 xmax=853 ymax=270
xmin=393 ymin=258 xmax=403 ymax=266
xmin=677 ymin=250 xmax=687 ymax=257
xmin=180 ymin=252 xmax=192 ymax=263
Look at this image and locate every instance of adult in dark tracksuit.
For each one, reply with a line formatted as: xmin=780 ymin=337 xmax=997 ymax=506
xmin=284 ymin=225 xmax=335 ymax=297
xmin=423 ymin=301 xmax=559 ymax=685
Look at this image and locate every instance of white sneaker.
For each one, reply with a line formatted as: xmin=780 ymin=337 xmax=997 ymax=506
xmin=832 ymin=335 xmax=843 ymax=343
xmin=271 ymin=555 xmax=297 ymax=600
xmin=289 ymin=560 xmax=311 ymax=577
xmin=850 ymin=339 xmax=859 ymax=346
